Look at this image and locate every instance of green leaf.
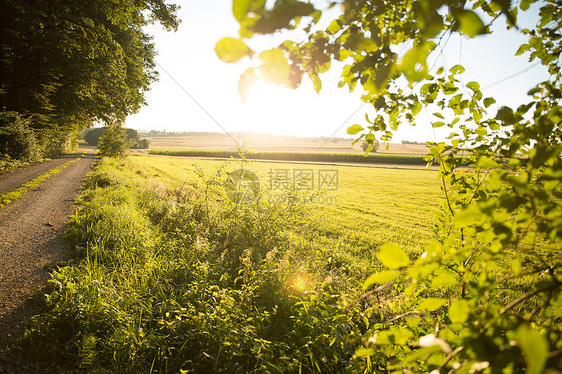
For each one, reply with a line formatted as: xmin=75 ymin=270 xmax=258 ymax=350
xmin=483 ymin=97 xmax=496 ymax=108
xmin=515 ymin=43 xmax=530 ymax=56
xmin=310 ymin=73 xmax=322 ymax=93
xmin=511 ymin=256 xmax=522 ymax=275
xmin=363 ymin=270 xmax=401 ymax=289
xmin=449 ymin=299 xmax=470 ymax=323
xmin=431 ymin=270 xmax=458 ymax=288
xmin=453 ymin=204 xmax=481 ymax=227
xmin=449 ymin=64 xmax=465 ymax=75
xmin=400 ymin=42 xmax=432 ymax=83
xmin=514 ymin=325 xmax=549 ymax=374
xmin=418 ymin=298 xmax=446 ymax=311
xmin=496 ymin=106 xmax=515 ymax=124
xmin=347 ymin=124 xmax=364 ymax=135
xmin=374 ymin=327 xmax=414 ymax=345
xmin=406 ymin=317 xmax=423 ymax=329
xmin=232 ymin=0 xmax=265 ymax=22
xmin=476 ymin=156 xmax=498 ymax=169
xmin=259 ymin=49 xmax=291 ymax=86
xmin=433 ymin=112 xmax=444 ymax=119
xmin=466 ymin=81 xmax=480 ymax=92
xmin=432 ymin=121 xmax=446 ymax=128
xmin=354 ymin=347 xmax=375 ymax=357
xmin=455 ymin=9 xmax=486 ymax=38
xmin=327 ymin=19 xmax=341 ymax=34
xmin=378 ymin=243 xmax=410 ymax=269
xmin=215 ymin=38 xmax=251 ymax=63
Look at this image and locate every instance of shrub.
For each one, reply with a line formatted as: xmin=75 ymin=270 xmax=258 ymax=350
xmin=0 ymin=111 xmax=42 ymax=161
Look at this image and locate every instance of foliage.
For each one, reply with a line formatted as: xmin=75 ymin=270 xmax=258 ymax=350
xmin=149 ymin=149 xmax=427 ymax=164
xmin=361 ymin=139 xmax=379 ymax=153
xmin=98 ymin=125 xmax=127 ymax=158
xmin=18 ymin=157 xmax=382 ymax=372
xmin=84 ymin=128 xmax=106 ymax=146
xmin=220 ymin=0 xmax=562 ymax=372
xmin=0 ymin=0 xmax=178 ymax=159
xmin=0 ymin=112 xmax=42 ymax=161
xmin=85 ymin=127 xmax=149 ymax=149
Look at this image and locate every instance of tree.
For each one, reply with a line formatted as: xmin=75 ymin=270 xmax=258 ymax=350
xmin=85 ymin=127 xmax=149 ymax=149
xmin=0 ymin=0 xmax=178 ymax=158
xmin=98 ymin=125 xmax=126 ymax=158
xmin=219 ymin=0 xmax=562 ymax=372
xmin=84 ymin=128 xmax=106 ymax=146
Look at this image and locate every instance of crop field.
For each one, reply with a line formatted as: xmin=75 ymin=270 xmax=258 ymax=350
xmin=17 ymin=155 xmax=443 ymax=372
xmin=144 ymin=133 xmax=430 ymax=155
xmin=149 ymin=149 xmax=429 ymax=166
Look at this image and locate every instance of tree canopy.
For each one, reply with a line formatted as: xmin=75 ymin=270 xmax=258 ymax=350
xmin=0 ymin=0 xmax=178 ymax=157
xmin=218 ymin=0 xmax=562 ymax=371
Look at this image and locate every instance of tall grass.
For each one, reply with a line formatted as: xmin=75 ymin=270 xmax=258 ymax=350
xmin=18 ymin=157 xmax=378 ymax=373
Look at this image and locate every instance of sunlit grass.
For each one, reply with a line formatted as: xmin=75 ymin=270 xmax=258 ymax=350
xmin=129 ymin=154 xmax=442 ymax=255
xmin=17 ymin=155 xmax=444 ymax=372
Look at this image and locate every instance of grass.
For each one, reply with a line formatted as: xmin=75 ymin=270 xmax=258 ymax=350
xmin=132 ymin=155 xmax=441 ymax=252
xmin=15 ymin=155 xmax=442 ymax=372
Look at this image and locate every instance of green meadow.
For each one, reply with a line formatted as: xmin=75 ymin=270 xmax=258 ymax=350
xmin=17 ymin=155 xmax=443 ymax=372
xmin=131 ymin=155 xmax=442 ymax=252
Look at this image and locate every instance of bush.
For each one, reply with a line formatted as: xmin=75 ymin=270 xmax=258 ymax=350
xmin=0 ymin=111 xmax=42 ymax=161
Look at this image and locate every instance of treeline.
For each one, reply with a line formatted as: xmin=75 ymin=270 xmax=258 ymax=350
xmin=84 ymin=128 xmax=149 ymax=149
xmin=150 ymin=149 xmax=428 ymax=165
xmin=0 ymin=0 xmax=178 ymax=164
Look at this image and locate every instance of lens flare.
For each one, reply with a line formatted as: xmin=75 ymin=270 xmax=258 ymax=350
xmin=288 ymin=272 xmax=311 ymax=294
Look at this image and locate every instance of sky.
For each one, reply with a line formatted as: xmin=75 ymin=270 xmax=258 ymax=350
xmin=125 ymin=0 xmax=549 ymax=143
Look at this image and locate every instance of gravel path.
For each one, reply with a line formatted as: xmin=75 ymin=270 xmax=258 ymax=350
xmin=0 ymin=154 xmax=85 ymax=196
xmin=0 ymin=153 xmax=95 ymax=355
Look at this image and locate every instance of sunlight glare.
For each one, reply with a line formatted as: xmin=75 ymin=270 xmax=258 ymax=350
xmin=288 ymin=272 xmax=312 ymax=294
xmin=242 ymin=80 xmax=304 ymax=135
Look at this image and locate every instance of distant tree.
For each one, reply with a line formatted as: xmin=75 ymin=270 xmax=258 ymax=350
xmin=85 ymin=127 xmax=147 ymax=149
xmin=84 ymin=128 xmax=106 ymax=146
xmin=132 ymin=138 xmax=150 ymax=149
xmin=98 ymin=125 xmax=126 ymax=157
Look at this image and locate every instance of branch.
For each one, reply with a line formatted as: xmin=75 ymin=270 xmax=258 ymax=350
xmin=439 ymin=345 xmax=464 ymax=371
xmin=500 ymin=281 xmax=560 ymax=315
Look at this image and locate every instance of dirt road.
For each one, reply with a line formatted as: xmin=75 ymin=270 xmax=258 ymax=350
xmin=0 ymin=153 xmax=95 ymax=352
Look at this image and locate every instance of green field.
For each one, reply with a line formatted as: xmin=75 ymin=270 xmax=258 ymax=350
xmin=131 ymin=155 xmax=441 ymax=252
xmin=148 ymin=149 xmax=429 ymax=166
xmin=17 ymin=155 xmax=443 ymax=372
